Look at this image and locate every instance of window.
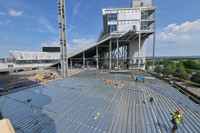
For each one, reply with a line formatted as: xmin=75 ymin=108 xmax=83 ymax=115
xmin=110 ymin=25 xmax=117 ymax=32
xmin=141 ymin=59 xmax=143 ymax=64
xmin=136 ymin=59 xmax=139 ymax=64
xmin=108 ymin=14 xmax=117 ymax=21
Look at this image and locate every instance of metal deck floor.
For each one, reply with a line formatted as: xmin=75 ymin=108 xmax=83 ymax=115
xmin=0 ymin=70 xmax=200 ymax=133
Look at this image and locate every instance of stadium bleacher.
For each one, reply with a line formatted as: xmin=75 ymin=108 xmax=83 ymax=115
xmin=9 ymin=51 xmax=60 ymax=61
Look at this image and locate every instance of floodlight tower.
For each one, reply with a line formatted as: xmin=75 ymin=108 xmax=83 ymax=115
xmin=57 ymin=0 xmax=68 ymax=78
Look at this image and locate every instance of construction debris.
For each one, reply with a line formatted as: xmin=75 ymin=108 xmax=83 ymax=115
xmin=141 ymin=99 xmax=147 ymax=104
xmin=27 ymin=98 xmax=32 ymax=103
xmin=116 ymin=82 xmax=124 ymax=87
xmin=150 ymin=81 xmax=156 ymax=84
xmin=34 ymin=120 xmax=39 ymax=125
xmin=15 ymin=126 xmax=22 ymax=131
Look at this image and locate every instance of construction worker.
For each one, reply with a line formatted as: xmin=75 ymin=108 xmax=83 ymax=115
xmin=171 ymin=110 xmax=185 ymax=133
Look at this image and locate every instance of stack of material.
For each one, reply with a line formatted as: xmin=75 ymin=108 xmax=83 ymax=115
xmin=105 ymin=79 xmax=114 ymax=84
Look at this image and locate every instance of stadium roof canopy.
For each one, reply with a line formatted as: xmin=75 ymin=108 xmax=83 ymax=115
xmin=10 ymin=51 xmax=60 ymax=61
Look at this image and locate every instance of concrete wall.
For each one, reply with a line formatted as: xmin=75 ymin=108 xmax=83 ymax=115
xmin=128 ymin=39 xmax=146 ymax=70
xmin=106 ymin=9 xmax=141 ymax=32
xmin=131 ymin=0 xmax=152 ymax=7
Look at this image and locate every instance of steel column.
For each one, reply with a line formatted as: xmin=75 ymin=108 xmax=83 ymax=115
xmin=62 ymin=0 xmax=68 ymax=78
xmin=96 ymin=46 xmax=99 ymax=69
xmin=83 ymin=52 xmax=85 ymax=68
xmin=57 ymin=0 xmax=64 ymax=78
xmin=152 ymin=8 xmax=156 ymax=74
xmin=117 ymin=38 xmax=119 ymax=69
xmin=70 ymin=59 xmax=72 ymax=69
xmin=138 ymin=32 xmax=141 ymax=69
xmin=109 ymin=40 xmax=112 ymax=69
xmin=138 ymin=7 xmax=141 ymax=69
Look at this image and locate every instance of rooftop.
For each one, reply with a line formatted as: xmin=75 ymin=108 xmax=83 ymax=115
xmin=0 ymin=70 xmax=200 ymax=132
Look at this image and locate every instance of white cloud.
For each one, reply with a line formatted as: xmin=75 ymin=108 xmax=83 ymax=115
xmin=37 ymin=16 xmax=55 ymax=33
xmin=157 ymin=19 xmax=200 ymax=46
xmin=73 ymin=0 xmax=82 ymax=16
xmin=152 ymin=19 xmax=200 ymax=56
xmin=67 ymin=25 xmax=77 ymax=32
xmin=40 ymin=38 xmax=96 ymax=53
xmin=69 ymin=38 xmax=96 ymax=51
xmin=41 ymin=41 xmax=60 ymax=47
xmin=0 ymin=12 xmax=5 ymax=15
xmin=0 ymin=20 xmax=11 ymax=25
xmin=2 ymin=34 xmax=10 ymax=40
xmin=8 ymin=9 xmax=23 ymax=16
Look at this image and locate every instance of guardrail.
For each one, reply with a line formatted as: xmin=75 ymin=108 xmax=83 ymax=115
xmin=147 ymin=71 xmax=200 ymax=105
xmin=0 ymin=74 xmax=61 ymax=95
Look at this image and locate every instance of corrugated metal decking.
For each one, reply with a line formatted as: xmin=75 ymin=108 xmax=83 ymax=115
xmin=0 ymin=70 xmax=200 ymax=133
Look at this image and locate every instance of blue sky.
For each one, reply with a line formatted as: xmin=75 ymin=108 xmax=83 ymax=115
xmin=0 ymin=0 xmax=200 ymax=58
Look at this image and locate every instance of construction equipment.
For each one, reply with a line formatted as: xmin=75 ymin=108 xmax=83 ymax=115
xmin=136 ymin=77 xmax=145 ymax=82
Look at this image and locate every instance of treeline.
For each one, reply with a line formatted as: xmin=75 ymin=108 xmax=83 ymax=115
xmin=146 ymin=60 xmax=200 ymax=84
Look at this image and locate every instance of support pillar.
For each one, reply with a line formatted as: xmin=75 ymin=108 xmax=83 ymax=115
xmin=152 ymin=8 xmax=156 ymax=74
xmin=138 ymin=32 xmax=141 ymax=69
xmin=138 ymin=7 xmax=141 ymax=70
xmin=83 ymin=52 xmax=85 ymax=68
xmin=70 ymin=59 xmax=72 ymax=69
xmin=117 ymin=38 xmax=119 ymax=69
xmin=109 ymin=40 xmax=112 ymax=69
xmin=96 ymin=46 xmax=99 ymax=69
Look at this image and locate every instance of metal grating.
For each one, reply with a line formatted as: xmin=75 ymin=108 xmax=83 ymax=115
xmin=0 ymin=70 xmax=199 ymax=133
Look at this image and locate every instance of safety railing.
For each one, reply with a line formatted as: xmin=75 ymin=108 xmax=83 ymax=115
xmin=0 ymin=74 xmax=61 ymax=94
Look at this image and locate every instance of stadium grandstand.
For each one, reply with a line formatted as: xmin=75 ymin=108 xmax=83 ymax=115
xmin=10 ymin=51 xmax=60 ymax=62
xmin=0 ymin=51 xmax=60 ymax=75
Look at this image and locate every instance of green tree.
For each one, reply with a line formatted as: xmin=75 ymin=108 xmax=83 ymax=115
xmin=145 ymin=61 xmax=152 ymax=70
xmin=185 ymin=68 xmax=192 ymax=74
xmin=191 ymin=72 xmax=200 ymax=84
xmin=176 ymin=62 xmax=184 ymax=68
xmin=182 ymin=60 xmax=200 ymax=70
xmin=170 ymin=63 xmax=177 ymax=73
xmin=162 ymin=67 xmax=173 ymax=76
xmin=154 ymin=65 xmax=163 ymax=73
xmin=173 ymin=67 xmax=189 ymax=80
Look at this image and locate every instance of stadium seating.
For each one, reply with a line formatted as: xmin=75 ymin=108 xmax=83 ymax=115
xmin=9 ymin=51 xmax=60 ymax=61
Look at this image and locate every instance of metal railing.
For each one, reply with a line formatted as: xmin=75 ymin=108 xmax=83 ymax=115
xmin=0 ymin=74 xmax=61 ymax=95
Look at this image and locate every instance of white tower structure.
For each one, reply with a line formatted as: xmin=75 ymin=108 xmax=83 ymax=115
xmin=98 ymin=0 xmax=156 ymax=70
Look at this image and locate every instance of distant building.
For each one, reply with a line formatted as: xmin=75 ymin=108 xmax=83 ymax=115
xmin=68 ymin=0 xmax=156 ymax=70
xmin=97 ymin=0 xmax=156 ymax=69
